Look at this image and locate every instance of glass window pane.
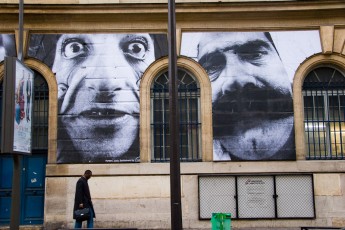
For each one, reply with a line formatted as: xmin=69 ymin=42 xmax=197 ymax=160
xmin=151 ymin=69 xmax=201 ymax=162
xmin=303 ymin=67 xmax=345 ymax=159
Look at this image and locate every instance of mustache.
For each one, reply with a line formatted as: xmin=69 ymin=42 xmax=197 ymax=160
xmin=212 ymin=83 xmax=293 ymax=114
xmin=212 ymin=84 xmax=293 ymax=137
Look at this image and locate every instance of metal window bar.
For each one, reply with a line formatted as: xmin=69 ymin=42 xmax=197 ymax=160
xmin=315 ymin=91 xmax=322 ymax=156
xmin=318 ymin=87 xmax=326 ymax=156
xmin=321 ymin=91 xmax=327 ymax=157
xmin=329 ymin=70 xmax=338 ymax=157
xmin=179 ymin=86 xmax=186 ymax=159
xmin=316 ymin=94 xmax=323 ymax=156
xmin=304 ymin=92 xmax=311 ymax=158
xmin=330 ymin=91 xmax=345 ymax=158
xmin=189 ymin=98 xmax=199 ymax=159
xmin=330 ymin=92 xmax=337 ymax=157
xmin=335 ymin=91 xmax=344 ymax=157
xmin=338 ymin=93 xmax=345 ymax=155
xmin=151 ymin=69 xmax=201 ymax=162
xmin=32 ymin=75 xmax=49 ymax=151
xmin=181 ymin=86 xmax=200 ymax=161
xmin=179 ymin=85 xmax=199 ymax=160
xmin=303 ymin=67 xmax=345 ymax=160
xmin=326 ymin=91 xmax=332 ymax=157
xmin=152 ymin=85 xmax=168 ymax=161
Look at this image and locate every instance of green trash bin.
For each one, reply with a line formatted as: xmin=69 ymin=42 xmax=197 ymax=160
xmin=211 ymin=213 xmax=231 ymax=230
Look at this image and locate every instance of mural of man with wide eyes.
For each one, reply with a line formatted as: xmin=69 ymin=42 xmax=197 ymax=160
xmin=52 ymin=34 xmax=156 ymax=163
xmin=182 ymin=32 xmax=298 ymax=161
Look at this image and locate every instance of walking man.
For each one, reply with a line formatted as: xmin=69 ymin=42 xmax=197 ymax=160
xmin=74 ymin=170 xmax=95 ymax=228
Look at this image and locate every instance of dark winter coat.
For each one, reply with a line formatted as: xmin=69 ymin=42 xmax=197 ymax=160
xmin=73 ymin=176 xmax=96 ymax=219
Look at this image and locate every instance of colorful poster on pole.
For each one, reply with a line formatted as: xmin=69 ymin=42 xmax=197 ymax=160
xmin=13 ymin=60 xmax=34 ymax=153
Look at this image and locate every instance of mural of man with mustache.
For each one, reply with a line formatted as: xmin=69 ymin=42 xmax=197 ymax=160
xmin=196 ymin=32 xmax=295 ymax=161
xmin=52 ymin=34 xmax=156 ymax=163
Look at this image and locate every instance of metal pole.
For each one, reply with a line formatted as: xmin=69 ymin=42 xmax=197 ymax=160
xmin=10 ymin=0 xmax=24 ymax=228
xmin=18 ymin=0 xmax=23 ymax=61
xmin=168 ymin=0 xmax=182 ymax=229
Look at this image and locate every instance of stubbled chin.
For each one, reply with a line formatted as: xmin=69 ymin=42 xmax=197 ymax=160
xmin=60 ymin=114 xmax=139 ymax=156
xmin=75 ymin=141 xmax=133 ymax=158
xmin=65 ymin=125 xmax=138 ymax=158
xmin=216 ymin=116 xmax=293 ymax=160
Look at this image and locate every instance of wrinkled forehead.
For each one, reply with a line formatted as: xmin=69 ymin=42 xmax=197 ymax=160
xmin=197 ymin=32 xmax=270 ymax=57
xmin=56 ymin=33 xmax=153 ymax=46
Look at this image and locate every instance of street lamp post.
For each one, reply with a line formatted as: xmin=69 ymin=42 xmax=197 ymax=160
xmin=10 ymin=0 xmax=24 ymax=228
xmin=168 ymin=0 xmax=183 ymax=229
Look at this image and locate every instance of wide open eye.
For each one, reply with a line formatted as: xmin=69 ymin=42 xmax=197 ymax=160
xmin=62 ymin=38 xmax=88 ymax=59
xmin=123 ymin=38 xmax=148 ymax=60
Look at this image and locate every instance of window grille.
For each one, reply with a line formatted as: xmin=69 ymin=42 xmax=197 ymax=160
xmin=151 ymin=68 xmax=201 ymax=162
xmin=32 ymin=72 xmax=49 ymax=151
xmin=198 ymin=174 xmax=315 ymax=219
xmin=0 ymin=71 xmax=48 ymax=152
xmin=303 ymin=67 xmax=345 ymax=160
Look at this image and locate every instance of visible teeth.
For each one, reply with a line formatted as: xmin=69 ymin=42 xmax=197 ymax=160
xmin=89 ymin=110 xmax=116 ymax=116
xmin=84 ymin=109 xmax=129 ymax=117
xmin=90 ymin=111 xmax=105 ymax=116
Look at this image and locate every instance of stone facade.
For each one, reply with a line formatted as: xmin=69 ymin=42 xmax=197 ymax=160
xmin=42 ymin=163 xmax=345 ymax=229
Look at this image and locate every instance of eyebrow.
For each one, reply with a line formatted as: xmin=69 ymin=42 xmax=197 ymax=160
xmin=221 ymin=39 xmax=273 ymax=53
xmin=198 ymin=39 xmax=274 ymax=61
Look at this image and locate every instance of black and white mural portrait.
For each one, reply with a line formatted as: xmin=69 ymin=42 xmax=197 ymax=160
xmin=0 ymin=34 xmax=16 ymax=62
xmin=181 ymin=31 xmax=321 ymax=161
xmin=28 ymin=33 xmax=168 ymax=163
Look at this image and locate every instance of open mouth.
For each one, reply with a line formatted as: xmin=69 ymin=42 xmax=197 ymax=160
xmin=80 ymin=108 xmax=128 ymax=117
xmin=75 ymin=107 xmax=138 ymax=127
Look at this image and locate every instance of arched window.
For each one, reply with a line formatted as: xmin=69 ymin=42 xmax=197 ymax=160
xmin=151 ymin=68 xmax=201 ymax=162
xmin=303 ymin=66 xmax=345 ymax=160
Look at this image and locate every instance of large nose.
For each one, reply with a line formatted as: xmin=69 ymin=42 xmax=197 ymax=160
xmin=83 ymin=61 xmax=139 ymax=103
xmin=219 ymin=54 xmax=258 ymax=95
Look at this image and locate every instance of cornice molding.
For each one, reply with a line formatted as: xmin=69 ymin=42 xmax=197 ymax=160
xmin=0 ymin=1 xmax=344 ymax=15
